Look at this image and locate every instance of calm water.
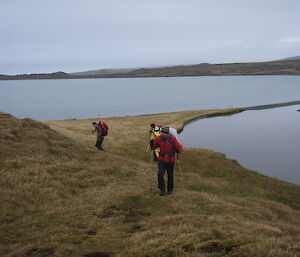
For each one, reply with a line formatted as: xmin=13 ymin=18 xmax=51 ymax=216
xmin=0 ymin=76 xmax=300 ymax=120
xmin=179 ymin=105 xmax=300 ymax=185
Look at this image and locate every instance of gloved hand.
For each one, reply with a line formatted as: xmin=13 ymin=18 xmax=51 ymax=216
xmin=175 ymin=149 xmax=180 ymax=153
xmin=149 ymin=140 xmax=154 ymax=146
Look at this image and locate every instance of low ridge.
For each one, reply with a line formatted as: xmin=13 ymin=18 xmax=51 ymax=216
xmin=1 ymin=110 xmax=300 ymax=257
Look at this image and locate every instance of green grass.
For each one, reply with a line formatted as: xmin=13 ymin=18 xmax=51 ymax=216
xmin=1 ymin=108 xmax=300 ymax=257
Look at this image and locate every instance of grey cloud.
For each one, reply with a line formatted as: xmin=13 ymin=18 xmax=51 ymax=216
xmin=1 ymin=0 xmax=300 ymax=74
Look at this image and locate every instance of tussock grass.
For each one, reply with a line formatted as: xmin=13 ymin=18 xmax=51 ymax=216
xmin=1 ymin=109 xmax=300 ymax=257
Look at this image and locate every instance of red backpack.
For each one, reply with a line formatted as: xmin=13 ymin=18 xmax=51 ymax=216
xmin=98 ymin=121 xmax=109 ymax=136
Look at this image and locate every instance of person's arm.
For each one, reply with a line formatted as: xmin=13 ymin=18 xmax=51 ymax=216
xmin=96 ymin=125 xmax=102 ymax=136
xmin=150 ymin=136 xmax=160 ymax=150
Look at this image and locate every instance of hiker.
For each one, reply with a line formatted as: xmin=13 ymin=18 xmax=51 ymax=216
xmin=149 ymin=123 xmax=162 ymax=137
xmin=149 ymin=123 xmax=161 ymax=161
xmin=92 ymin=121 xmax=105 ymax=151
xmin=150 ymin=126 xmax=183 ymax=196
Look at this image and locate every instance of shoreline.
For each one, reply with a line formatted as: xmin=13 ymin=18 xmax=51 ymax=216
xmin=58 ymin=100 xmax=300 ymax=124
xmin=1 ymin=73 xmax=300 ymax=81
xmin=177 ymin=100 xmax=300 ymax=186
xmin=1 ymin=99 xmax=296 ymax=126
xmin=243 ymin=100 xmax=300 ymax=110
xmin=176 ymin=100 xmax=300 ymax=134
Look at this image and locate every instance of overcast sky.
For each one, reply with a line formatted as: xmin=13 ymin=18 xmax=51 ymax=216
xmin=1 ymin=0 xmax=300 ymax=75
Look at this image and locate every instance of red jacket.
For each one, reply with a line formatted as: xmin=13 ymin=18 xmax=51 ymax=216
xmin=151 ymin=135 xmax=183 ymax=163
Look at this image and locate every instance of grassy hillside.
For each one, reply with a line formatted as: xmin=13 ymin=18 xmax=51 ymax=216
xmin=1 ymin=59 xmax=300 ymax=80
xmin=1 ymin=109 xmax=300 ymax=257
xmin=102 ymin=60 xmax=300 ymax=78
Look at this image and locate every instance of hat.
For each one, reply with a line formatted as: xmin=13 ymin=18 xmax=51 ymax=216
xmin=161 ymin=126 xmax=169 ymax=134
xmin=92 ymin=121 xmax=97 ymax=125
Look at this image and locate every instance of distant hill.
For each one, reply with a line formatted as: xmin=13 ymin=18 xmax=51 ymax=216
xmin=1 ymin=58 xmax=300 ymax=80
xmin=280 ymin=55 xmax=300 ymax=61
xmin=0 ymin=71 xmax=69 ymax=80
xmin=96 ymin=59 xmax=300 ymax=78
xmin=71 ymin=68 xmax=136 ymax=76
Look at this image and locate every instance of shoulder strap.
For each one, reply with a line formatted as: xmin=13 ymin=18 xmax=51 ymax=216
xmin=158 ymin=135 xmax=174 ymax=146
xmin=167 ymin=135 xmax=174 ymax=148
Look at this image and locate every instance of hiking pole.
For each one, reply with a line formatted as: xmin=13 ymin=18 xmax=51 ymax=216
xmin=150 ymin=150 xmax=154 ymax=191
xmin=146 ymin=130 xmax=153 ymax=152
xmin=147 ymin=132 xmax=154 ymax=190
xmin=177 ymin=153 xmax=182 ymax=175
xmin=176 ymin=153 xmax=183 ymax=191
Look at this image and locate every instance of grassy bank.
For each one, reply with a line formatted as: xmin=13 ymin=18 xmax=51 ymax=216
xmin=1 ymin=108 xmax=300 ymax=257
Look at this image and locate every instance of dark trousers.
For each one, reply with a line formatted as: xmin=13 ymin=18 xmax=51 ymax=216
xmin=158 ymin=160 xmax=175 ymax=192
xmin=95 ymin=136 xmax=104 ymax=149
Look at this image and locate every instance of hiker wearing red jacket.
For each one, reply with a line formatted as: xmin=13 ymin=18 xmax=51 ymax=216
xmin=92 ymin=121 xmax=105 ymax=151
xmin=92 ymin=117 xmax=109 ymax=152
xmin=150 ymin=126 xmax=183 ymax=196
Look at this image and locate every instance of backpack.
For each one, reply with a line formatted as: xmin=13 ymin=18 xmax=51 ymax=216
xmin=168 ymin=127 xmax=178 ymax=140
xmin=98 ymin=121 xmax=109 ymax=136
xmin=158 ymin=135 xmax=176 ymax=157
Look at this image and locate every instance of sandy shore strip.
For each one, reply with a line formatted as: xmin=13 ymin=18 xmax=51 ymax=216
xmin=244 ymin=100 xmax=300 ymax=110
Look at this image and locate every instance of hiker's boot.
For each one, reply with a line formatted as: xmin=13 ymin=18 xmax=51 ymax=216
xmin=168 ymin=191 xmax=173 ymax=195
xmin=160 ymin=190 xmax=167 ymax=196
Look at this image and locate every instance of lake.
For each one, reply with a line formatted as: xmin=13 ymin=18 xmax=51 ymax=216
xmin=0 ymin=75 xmax=300 ymax=120
xmin=179 ymin=105 xmax=300 ymax=185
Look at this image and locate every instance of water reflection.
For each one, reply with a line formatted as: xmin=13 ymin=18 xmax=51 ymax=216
xmin=179 ymin=105 xmax=300 ymax=185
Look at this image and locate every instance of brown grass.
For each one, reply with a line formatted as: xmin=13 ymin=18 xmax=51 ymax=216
xmin=1 ymin=108 xmax=300 ymax=257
